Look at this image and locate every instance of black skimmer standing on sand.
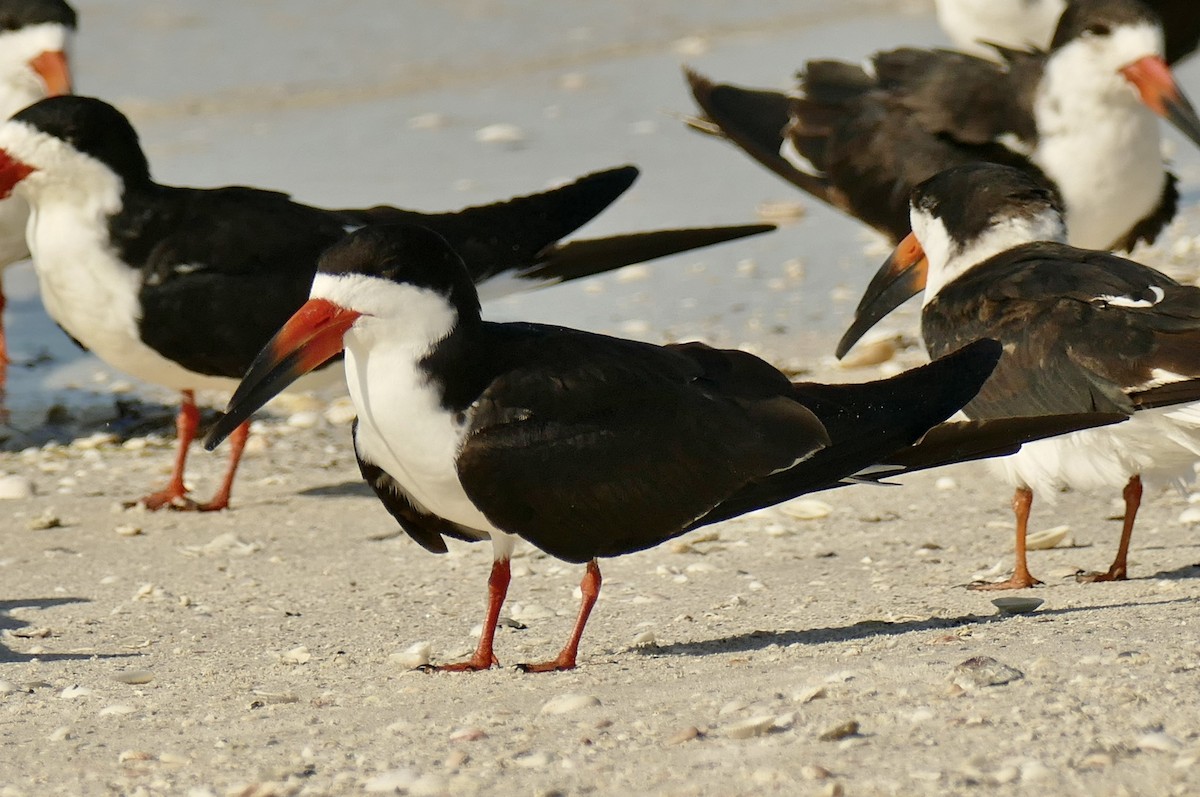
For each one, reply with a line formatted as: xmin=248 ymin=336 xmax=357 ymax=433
xmin=206 ymin=223 xmax=1121 ymax=671
xmin=0 ymin=94 xmax=773 ymax=511
xmin=0 ymin=0 xmax=73 ymax=398
xmin=935 ymin=0 xmax=1199 ymax=65
xmin=837 ymin=163 xmax=1200 ymax=589
xmin=686 ymin=0 xmax=1200 ymax=252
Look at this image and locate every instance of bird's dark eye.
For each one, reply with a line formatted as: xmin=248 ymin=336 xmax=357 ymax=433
xmin=1084 ymin=23 xmax=1112 ymax=37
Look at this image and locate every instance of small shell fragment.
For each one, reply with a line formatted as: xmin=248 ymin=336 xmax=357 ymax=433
xmin=539 ymin=693 xmax=600 ymax=715
xmin=779 ymin=499 xmax=832 ymax=521
xmin=1025 ymin=526 xmax=1070 ymax=550
xmin=991 ymin=597 xmax=1044 ymax=615
xmin=389 ymin=642 xmax=431 ymax=670
xmin=112 ymin=669 xmax=154 ymax=685
xmin=838 ymin=339 xmax=896 ymax=369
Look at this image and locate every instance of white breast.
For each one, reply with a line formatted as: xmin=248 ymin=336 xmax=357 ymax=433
xmin=989 ymin=403 xmax=1200 ymax=497
xmin=344 ymin=331 xmax=501 ymax=536
xmin=1032 ymin=31 xmax=1168 ymax=249
xmin=28 ymin=201 xmax=240 ymax=393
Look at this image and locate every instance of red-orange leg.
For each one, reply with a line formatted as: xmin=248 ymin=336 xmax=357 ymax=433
xmin=434 ymin=558 xmax=511 ymax=672
xmin=971 ymin=486 xmax=1043 ymax=590
xmin=519 ymin=559 xmax=602 ymax=673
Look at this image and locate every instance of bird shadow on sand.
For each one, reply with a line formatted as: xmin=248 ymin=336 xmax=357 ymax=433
xmin=0 ymin=597 xmax=138 ymax=663
xmin=0 ymin=393 xmax=195 ymax=452
xmin=1149 ymin=561 xmax=1200 ymax=581
xmin=635 ymin=596 xmax=1199 ymax=659
xmin=299 ymin=481 xmax=374 ymax=498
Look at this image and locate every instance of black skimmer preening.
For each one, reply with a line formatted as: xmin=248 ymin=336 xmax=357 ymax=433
xmin=205 ymin=223 xmax=1121 ymax=670
xmin=0 ymin=94 xmax=772 ymax=512
xmin=837 ymin=163 xmax=1200 ymax=589
xmin=686 ymin=0 xmax=1200 ymax=252
xmin=936 ymin=0 xmax=1199 ymax=65
xmin=0 ymin=0 xmax=73 ymax=398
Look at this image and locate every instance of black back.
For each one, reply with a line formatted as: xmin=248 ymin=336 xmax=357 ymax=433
xmin=1052 ymin=0 xmax=1161 ymax=50
xmin=923 ymin=242 xmax=1200 ymax=418
xmin=0 ymin=0 xmax=75 ymax=31
xmin=446 ymin=325 xmax=830 ymax=563
xmin=13 ymin=97 xmax=149 ymax=184
xmin=788 ymin=47 xmax=1049 ymax=242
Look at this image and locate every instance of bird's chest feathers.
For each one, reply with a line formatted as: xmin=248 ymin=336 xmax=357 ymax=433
xmin=345 ymin=337 xmax=496 ymax=532
xmin=29 ymin=201 xmax=141 ymax=348
xmin=26 ymin=198 xmax=221 ymax=390
xmin=1032 ymin=86 xmax=1163 ymax=248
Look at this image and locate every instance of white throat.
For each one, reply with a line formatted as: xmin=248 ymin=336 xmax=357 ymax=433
xmin=322 ymin=277 xmax=499 ymax=535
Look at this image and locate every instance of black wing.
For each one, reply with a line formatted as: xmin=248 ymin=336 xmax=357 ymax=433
xmin=345 ymin=166 xmax=639 ymax=284
xmin=789 ymin=48 xmax=1047 ymax=241
xmin=923 ymin=242 xmax=1200 ymax=419
xmin=453 ymin=325 xmax=830 ymax=563
xmin=124 ymin=184 xmax=352 ymax=379
xmin=689 ymin=338 xmax=1001 ymax=526
xmin=352 ymin=165 xmax=773 ymax=287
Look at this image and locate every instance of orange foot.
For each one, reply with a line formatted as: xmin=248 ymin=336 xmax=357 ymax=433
xmin=968 ymin=575 xmax=1043 ymax=591
xmin=1077 ymin=567 xmax=1127 ymax=584
xmin=126 ymin=489 xmax=229 ymax=512
xmin=517 ymin=654 xmax=577 ymax=673
xmin=427 ymin=653 xmax=500 ymax=672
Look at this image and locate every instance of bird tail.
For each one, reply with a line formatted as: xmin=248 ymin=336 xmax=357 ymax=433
xmin=683 ymin=67 xmax=834 ymax=201
xmin=690 ymin=339 xmax=1123 ymax=527
xmin=351 ymin=165 xmax=773 ymax=291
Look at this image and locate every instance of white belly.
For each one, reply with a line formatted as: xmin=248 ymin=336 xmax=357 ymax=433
xmin=989 ymin=403 xmax=1200 ymax=497
xmin=29 ymin=204 xmax=240 ymax=393
xmin=1034 ymin=103 xmax=1165 ymax=250
xmin=344 ymin=333 xmax=501 ymax=535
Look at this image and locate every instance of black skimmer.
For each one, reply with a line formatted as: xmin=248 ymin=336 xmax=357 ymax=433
xmin=837 ymin=163 xmax=1200 ymax=589
xmin=0 ymin=94 xmax=773 ymax=512
xmin=936 ymin=0 xmax=1199 ymax=65
xmin=205 ymin=223 xmax=1121 ymax=671
xmin=685 ymin=0 xmax=1200 ymax=252
xmin=0 ymin=0 xmax=74 ymax=398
